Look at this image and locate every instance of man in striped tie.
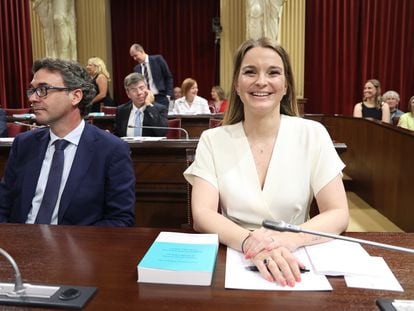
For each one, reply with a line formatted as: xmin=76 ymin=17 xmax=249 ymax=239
xmin=130 ymin=43 xmax=173 ymax=108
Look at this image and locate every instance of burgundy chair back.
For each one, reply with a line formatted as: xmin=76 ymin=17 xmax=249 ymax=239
xmin=167 ymin=119 xmax=182 ymax=139
xmin=4 ymin=108 xmax=31 ymax=116
xmin=7 ymin=122 xmax=28 ymax=137
xmin=209 ymin=118 xmax=222 ymax=128
xmin=101 ymin=106 xmax=117 ymax=115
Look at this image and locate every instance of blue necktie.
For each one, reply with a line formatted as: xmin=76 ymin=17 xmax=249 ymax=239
xmin=35 ymin=139 xmax=70 ymax=224
xmin=134 ymin=110 xmax=142 ymax=136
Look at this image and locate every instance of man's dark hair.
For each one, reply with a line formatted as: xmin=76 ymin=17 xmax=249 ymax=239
xmin=32 ymin=58 xmax=96 ymax=115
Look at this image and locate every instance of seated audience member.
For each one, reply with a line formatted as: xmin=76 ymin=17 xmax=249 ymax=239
xmin=398 ymin=96 xmax=414 ymax=131
xmin=382 ymin=90 xmax=404 ymax=124
xmin=172 ymin=78 xmax=210 ymax=115
xmin=209 ymin=85 xmax=228 ymax=113
xmin=169 ymin=86 xmax=182 ymax=113
xmin=0 ymin=108 xmax=7 ymax=137
xmin=353 ymin=79 xmax=390 ymax=123
xmin=113 ymin=72 xmax=168 ymax=137
xmin=184 ymin=38 xmax=349 ymax=286
xmin=86 ymin=57 xmax=115 ymax=112
xmin=0 ymin=58 xmax=135 ymax=226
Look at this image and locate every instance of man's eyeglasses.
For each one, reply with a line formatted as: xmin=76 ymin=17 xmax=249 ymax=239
xmin=26 ymin=86 xmax=74 ymax=98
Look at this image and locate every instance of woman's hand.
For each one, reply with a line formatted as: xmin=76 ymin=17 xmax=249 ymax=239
xmin=243 ymin=228 xmax=303 ymax=259
xmin=252 ymin=247 xmax=304 ymax=287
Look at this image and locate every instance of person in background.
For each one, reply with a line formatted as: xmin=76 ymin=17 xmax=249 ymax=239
xmin=169 ymin=86 xmax=183 ymax=114
xmin=382 ymin=90 xmax=404 ymax=125
xmin=0 ymin=108 xmax=7 ymax=137
xmin=172 ymin=78 xmax=210 ymax=115
xmin=353 ymin=79 xmax=390 ymax=123
xmin=397 ymin=96 xmax=414 ymax=131
xmin=130 ymin=43 xmax=173 ymax=108
xmin=184 ymin=38 xmax=348 ymax=286
xmin=209 ymin=85 xmax=228 ymax=113
xmin=113 ymin=72 xmax=168 ymax=137
xmin=86 ymin=57 xmax=115 ymax=112
xmin=0 ymin=58 xmax=135 ymax=226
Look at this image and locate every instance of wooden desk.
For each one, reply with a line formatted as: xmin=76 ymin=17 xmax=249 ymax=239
xmin=0 ymin=224 xmax=412 ymax=311
xmin=306 ymin=115 xmax=414 ymax=232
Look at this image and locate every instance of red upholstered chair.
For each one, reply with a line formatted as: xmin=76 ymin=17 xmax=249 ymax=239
xmin=4 ymin=108 xmax=31 ymax=116
xmin=393 ymin=117 xmax=400 ymax=126
xmin=7 ymin=122 xmax=28 ymax=137
xmin=101 ymin=106 xmax=117 ymax=115
xmin=166 ymin=118 xmax=182 ymax=139
xmin=209 ymin=118 xmax=222 ymax=128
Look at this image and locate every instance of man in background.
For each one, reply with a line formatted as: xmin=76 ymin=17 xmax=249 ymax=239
xmin=113 ymin=72 xmax=168 ymax=137
xmin=0 ymin=58 xmax=135 ymax=226
xmin=130 ymin=43 xmax=173 ymax=108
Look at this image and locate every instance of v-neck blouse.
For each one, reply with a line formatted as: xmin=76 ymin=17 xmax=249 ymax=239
xmin=184 ymin=115 xmax=345 ymax=230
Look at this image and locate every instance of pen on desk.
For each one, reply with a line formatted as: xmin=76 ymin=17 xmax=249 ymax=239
xmin=245 ymin=265 xmax=310 ymax=273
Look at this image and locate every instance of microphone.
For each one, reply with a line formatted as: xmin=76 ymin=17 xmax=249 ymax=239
xmin=0 ymin=248 xmax=96 ymax=308
xmin=128 ymin=125 xmax=190 ymax=140
xmin=262 ymin=219 xmax=414 ymax=254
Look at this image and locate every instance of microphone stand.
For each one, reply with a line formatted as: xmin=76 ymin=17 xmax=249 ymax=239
xmin=0 ymin=248 xmax=25 ymax=294
xmin=0 ymin=248 xmax=97 ymax=307
xmin=262 ymin=219 xmax=414 ymax=254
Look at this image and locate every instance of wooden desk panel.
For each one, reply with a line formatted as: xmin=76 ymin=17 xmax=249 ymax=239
xmin=0 ymin=225 xmax=412 ymax=311
xmin=129 ymin=140 xmax=197 ymax=227
xmin=311 ymin=116 xmax=414 ymax=232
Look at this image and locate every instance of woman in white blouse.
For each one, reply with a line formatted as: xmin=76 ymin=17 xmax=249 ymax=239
xmin=184 ymin=38 xmax=349 ymax=287
xmin=172 ymin=78 xmax=210 ymax=115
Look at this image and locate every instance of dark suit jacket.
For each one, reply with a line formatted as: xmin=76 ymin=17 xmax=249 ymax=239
xmin=0 ymin=123 xmax=135 ymax=226
xmin=113 ymin=101 xmax=168 ymax=137
xmin=133 ymin=55 xmax=173 ymax=97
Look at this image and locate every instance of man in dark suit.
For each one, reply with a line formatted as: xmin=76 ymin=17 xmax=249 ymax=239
xmin=0 ymin=58 xmax=135 ymax=226
xmin=113 ymin=72 xmax=168 ymax=137
xmin=130 ymin=43 xmax=173 ymax=107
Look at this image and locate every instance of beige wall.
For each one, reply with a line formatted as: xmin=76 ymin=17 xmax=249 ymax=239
xmin=29 ymin=0 xmax=113 ymax=93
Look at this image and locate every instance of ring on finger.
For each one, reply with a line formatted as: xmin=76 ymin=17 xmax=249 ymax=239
xmin=263 ymin=258 xmax=272 ymax=266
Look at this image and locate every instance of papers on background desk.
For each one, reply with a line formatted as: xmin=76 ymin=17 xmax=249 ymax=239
xmin=0 ymin=138 xmax=14 ymax=143
xmin=225 ymin=240 xmax=403 ymax=292
xmin=225 ymin=247 xmax=332 ymax=291
xmin=121 ymin=136 xmax=166 ymax=142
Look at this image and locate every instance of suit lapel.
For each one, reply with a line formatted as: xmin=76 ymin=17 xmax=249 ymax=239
xmin=118 ymin=102 xmax=132 ymax=136
xmin=20 ymin=130 xmax=49 ymax=217
xmin=57 ymin=124 xmax=96 ymax=222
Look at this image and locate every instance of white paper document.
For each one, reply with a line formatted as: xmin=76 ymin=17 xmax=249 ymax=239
xmin=225 ymin=247 xmax=332 ymax=291
xmin=305 ymin=239 xmax=371 ymax=276
xmin=345 ymin=256 xmax=403 ymax=292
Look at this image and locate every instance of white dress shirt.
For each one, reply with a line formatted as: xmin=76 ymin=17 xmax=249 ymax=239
xmin=26 ymin=120 xmax=85 ymax=224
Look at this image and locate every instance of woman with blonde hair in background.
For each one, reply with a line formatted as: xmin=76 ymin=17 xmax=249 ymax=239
xmin=86 ymin=57 xmax=115 ymax=112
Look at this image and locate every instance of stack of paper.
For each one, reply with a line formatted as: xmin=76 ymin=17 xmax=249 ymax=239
xmin=305 ymin=240 xmax=403 ymax=291
xmin=137 ymin=232 xmax=219 ymax=286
